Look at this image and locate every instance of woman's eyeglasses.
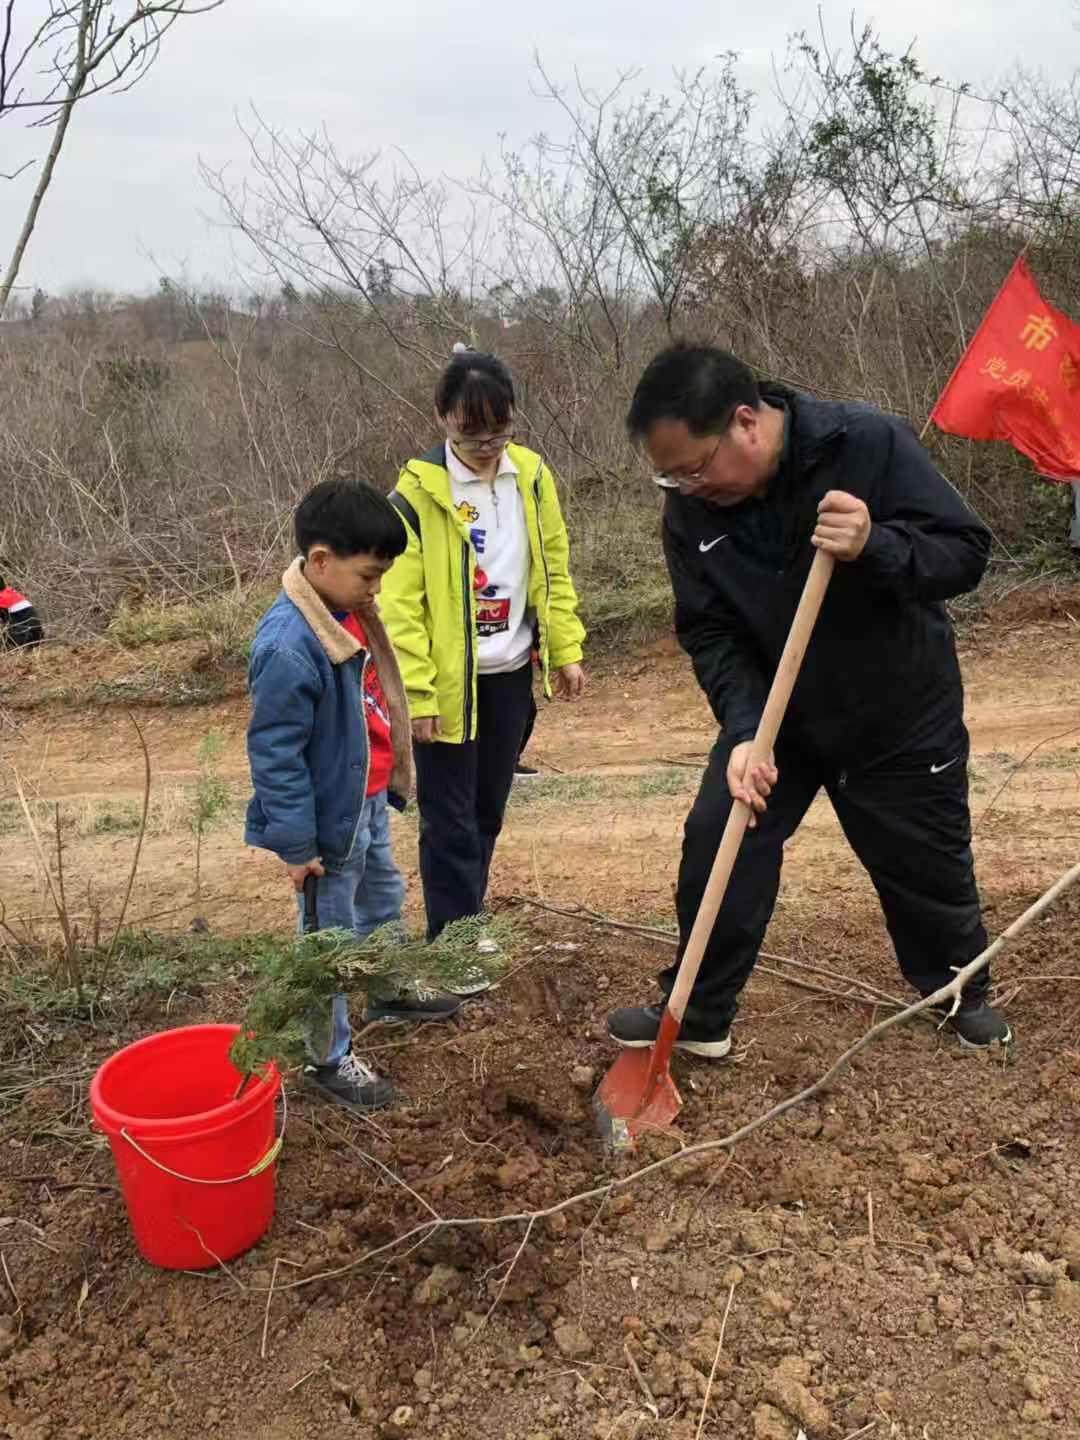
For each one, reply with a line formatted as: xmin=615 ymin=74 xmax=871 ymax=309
xmin=450 ymin=430 xmax=514 ymax=455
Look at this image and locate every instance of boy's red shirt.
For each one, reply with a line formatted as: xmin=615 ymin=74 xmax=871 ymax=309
xmin=337 ymin=612 xmax=394 ymax=797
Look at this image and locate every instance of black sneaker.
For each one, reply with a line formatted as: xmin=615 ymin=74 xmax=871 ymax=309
xmin=606 ymin=1004 xmax=732 ymax=1059
xmin=514 ymin=762 xmax=540 ymax=781
xmin=364 ymin=982 xmax=463 ymax=1024
xmin=304 ymin=1051 xmax=395 ymax=1112
xmin=943 ymin=999 xmax=1013 ymax=1048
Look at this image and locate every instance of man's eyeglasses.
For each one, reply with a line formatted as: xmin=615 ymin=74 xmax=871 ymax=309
xmin=450 ymin=430 xmax=514 ymax=455
xmin=652 ymin=435 xmax=723 ymax=490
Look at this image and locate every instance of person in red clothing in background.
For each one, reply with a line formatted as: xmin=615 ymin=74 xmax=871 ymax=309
xmin=0 ymin=576 xmax=44 ymax=650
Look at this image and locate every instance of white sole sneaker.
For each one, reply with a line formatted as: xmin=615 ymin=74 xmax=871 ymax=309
xmin=610 ymin=1032 xmax=733 ymax=1059
xmin=447 ymin=979 xmax=494 ymax=997
xmin=447 ymin=963 xmax=495 ymax=997
xmin=955 ymin=1025 xmax=1013 ymax=1050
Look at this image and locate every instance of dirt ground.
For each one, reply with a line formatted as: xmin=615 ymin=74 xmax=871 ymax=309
xmin=2 ymin=589 xmax=1080 ymax=1440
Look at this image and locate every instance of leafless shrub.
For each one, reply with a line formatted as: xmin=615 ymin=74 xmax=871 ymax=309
xmin=2 ymin=27 xmax=1078 ymax=641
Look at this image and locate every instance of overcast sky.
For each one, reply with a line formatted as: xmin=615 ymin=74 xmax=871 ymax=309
xmin=2 ymin=0 xmax=1078 ymax=297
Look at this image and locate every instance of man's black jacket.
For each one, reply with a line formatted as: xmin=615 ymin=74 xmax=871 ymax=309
xmin=662 ymin=384 xmax=991 ymax=763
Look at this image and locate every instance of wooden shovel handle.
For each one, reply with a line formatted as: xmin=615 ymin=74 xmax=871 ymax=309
xmin=666 ymin=549 xmax=835 ymax=1024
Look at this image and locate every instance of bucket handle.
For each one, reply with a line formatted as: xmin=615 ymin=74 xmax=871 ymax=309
xmin=119 ymin=1084 xmax=287 ymax=1185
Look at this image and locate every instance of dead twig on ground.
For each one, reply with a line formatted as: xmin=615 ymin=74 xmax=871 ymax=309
xmin=1 ymin=1252 xmax=22 ymax=1335
xmin=517 ymin=895 xmax=936 ymax=1020
xmin=10 ymin=1175 xmax=116 ymax=1192
xmin=513 ymin=895 xmax=678 ymax=943
xmin=695 ymin=1282 xmax=736 ymax=1440
xmin=755 ymin=961 xmax=904 ymax=1011
xmin=478 ymin=1214 xmax=537 ymax=1335
xmin=286 ymin=1361 xmax=329 ymax=1393
xmin=260 ymin=1257 xmax=282 ymax=1360
xmin=764 ymin=953 xmax=909 ymax=1009
xmin=623 ymin=1342 xmax=659 ymax=1418
xmin=182 ymin=1223 xmax=249 ymax=1290
xmin=317 ymin=1119 xmax=440 ymax=1220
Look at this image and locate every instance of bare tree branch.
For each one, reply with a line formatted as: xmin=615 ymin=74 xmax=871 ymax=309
xmin=0 ymin=1 xmax=228 ymax=316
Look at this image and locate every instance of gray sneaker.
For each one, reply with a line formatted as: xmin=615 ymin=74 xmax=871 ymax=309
xmin=303 ymin=1051 xmax=395 ymax=1112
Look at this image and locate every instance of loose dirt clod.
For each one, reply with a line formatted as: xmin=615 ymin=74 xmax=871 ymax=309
xmin=496 ymin=1152 xmax=541 ymax=1191
xmin=413 ymin=1265 xmax=462 ymax=1306
xmin=765 ymin=1357 xmax=831 ymax=1436
xmin=552 ymin=1323 xmax=594 ymax=1359
xmin=753 ymin=1403 xmax=793 ymax=1440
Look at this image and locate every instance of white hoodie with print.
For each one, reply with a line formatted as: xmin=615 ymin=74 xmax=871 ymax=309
xmin=445 ymin=442 xmax=533 ymax=674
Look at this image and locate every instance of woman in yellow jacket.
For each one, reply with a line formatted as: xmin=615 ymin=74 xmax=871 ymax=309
xmin=380 ymin=349 xmax=586 ymax=960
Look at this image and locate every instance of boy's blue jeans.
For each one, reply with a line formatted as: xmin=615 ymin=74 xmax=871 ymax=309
xmin=295 ymin=790 xmax=404 ymax=1067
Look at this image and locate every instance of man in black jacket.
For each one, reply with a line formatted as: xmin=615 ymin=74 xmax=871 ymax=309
xmin=607 ymin=344 xmax=1010 ymax=1054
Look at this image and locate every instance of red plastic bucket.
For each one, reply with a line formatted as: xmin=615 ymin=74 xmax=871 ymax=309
xmin=90 ymin=1024 xmax=282 ymax=1270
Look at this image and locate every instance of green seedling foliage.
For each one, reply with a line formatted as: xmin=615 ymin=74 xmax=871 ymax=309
xmin=230 ymin=913 xmax=513 ymax=1080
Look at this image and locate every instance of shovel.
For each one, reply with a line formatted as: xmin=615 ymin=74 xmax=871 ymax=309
xmin=594 ymin=548 xmax=835 ymax=1149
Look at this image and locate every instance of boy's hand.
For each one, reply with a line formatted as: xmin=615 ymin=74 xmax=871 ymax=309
xmin=555 ymin=663 xmax=585 ymax=701
xmin=813 ymin=490 xmax=871 ymax=561
xmin=412 ymin=717 xmax=441 ymax=743
xmin=286 ymin=858 xmax=325 ymax=891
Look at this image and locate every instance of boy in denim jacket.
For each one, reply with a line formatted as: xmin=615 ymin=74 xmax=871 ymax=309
xmin=245 ymin=481 xmax=460 ymax=1112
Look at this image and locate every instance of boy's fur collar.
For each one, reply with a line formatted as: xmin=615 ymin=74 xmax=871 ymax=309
xmin=282 ymin=557 xmax=412 ymax=801
xmin=282 ymin=556 xmax=359 ymax=664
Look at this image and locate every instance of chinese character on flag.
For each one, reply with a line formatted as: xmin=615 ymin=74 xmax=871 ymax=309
xmin=930 ymin=256 xmax=1080 ymax=481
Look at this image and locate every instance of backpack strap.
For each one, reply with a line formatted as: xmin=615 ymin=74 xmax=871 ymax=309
xmin=388 ymin=489 xmax=421 ymax=545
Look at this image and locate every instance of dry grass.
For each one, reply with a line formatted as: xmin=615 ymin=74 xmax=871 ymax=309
xmin=0 ymin=783 xmax=243 ymax=840
xmin=106 ymin=588 xmax=274 ymax=661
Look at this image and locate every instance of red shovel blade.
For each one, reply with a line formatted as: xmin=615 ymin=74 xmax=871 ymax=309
xmin=593 ymin=1009 xmax=684 ymax=1151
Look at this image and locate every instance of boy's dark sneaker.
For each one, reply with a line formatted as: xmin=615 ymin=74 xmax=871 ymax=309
xmin=941 ymin=998 xmax=1013 ymax=1048
xmin=606 ymin=1004 xmax=732 ymax=1059
xmin=303 ymin=1051 xmax=395 ymax=1112
xmin=364 ymin=982 xmax=463 ymax=1024
xmin=514 ymin=762 xmax=540 ymax=780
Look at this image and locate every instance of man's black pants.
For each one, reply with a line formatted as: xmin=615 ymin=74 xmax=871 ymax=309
xmin=662 ymin=716 xmax=990 ymax=1026
xmin=413 ymin=664 xmax=534 ymax=939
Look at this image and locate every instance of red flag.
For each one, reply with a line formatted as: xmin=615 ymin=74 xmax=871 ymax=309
xmin=930 ymin=256 xmax=1080 ymax=481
